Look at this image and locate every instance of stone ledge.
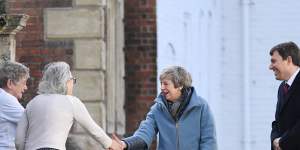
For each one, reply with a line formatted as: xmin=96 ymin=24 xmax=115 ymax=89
xmin=0 ymin=14 xmax=29 ymax=35
xmin=0 ymin=14 xmax=29 ymax=61
xmin=74 ymin=0 xmax=106 ymax=6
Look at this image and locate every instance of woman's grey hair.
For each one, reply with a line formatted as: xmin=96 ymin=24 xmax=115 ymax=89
xmin=0 ymin=61 xmax=30 ymax=88
xmin=159 ymin=66 xmax=192 ymax=88
xmin=38 ymin=61 xmax=72 ymax=95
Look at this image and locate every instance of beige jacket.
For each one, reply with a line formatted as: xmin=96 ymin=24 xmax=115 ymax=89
xmin=15 ymin=94 xmax=111 ymax=150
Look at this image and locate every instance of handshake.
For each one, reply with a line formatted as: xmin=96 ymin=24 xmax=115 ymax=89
xmin=107 ymin=133 xmax=127 ymax=150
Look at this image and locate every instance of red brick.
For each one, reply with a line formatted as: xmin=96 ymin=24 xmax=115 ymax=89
xmin=124 ymin=0 xmax=157 ymax=149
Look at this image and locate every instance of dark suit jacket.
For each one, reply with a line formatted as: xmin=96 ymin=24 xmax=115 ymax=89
xmin=271 ymin=71 xmax=300 ymax=150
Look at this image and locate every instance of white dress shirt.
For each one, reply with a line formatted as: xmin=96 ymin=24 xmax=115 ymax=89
xmin=286 ymin=68 xmax=300 ymax=86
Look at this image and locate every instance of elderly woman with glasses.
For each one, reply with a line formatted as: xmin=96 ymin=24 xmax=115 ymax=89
xmin=15 ymin=62 xmax=122 ymax=150
xmin=116 ymin=66 xmax=217 ymax=150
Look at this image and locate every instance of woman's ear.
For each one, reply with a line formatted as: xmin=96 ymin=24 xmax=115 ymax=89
xmin=6 ymin=79 xmax=14 ymax=89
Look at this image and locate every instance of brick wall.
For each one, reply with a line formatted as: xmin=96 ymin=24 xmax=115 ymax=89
xmin=6 ymin=0 xmax=73 ymax=104
xmin=124 ymin=0 xmax=157 ymax=148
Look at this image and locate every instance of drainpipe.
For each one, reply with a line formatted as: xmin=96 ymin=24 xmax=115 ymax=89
xmin=242 ymin=0 xmax=251 ymax=150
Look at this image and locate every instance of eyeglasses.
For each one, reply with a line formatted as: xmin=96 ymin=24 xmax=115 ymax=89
xmin=70 ymin=77 xmax=77 ymax=84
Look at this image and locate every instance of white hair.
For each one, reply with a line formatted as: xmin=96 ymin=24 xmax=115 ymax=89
xmin=0 ymin=61 xmax=30 ymax=88
xmin=38 ymin=62 xmax=71 ymax=95
xmin=159 ymin=66 xmax=192 ymax=88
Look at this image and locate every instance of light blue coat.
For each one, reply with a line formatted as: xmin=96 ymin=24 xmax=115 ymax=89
xmin=133 ymin=88 xmax=217 ymax=150
xmin=0 ymin=88 xmax=24 ymax=150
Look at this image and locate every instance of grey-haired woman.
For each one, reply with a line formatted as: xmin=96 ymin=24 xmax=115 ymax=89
xmin=15 ymin=62 xmax=122 ymax=150
xmin=118 ymin=66 xmax=217 ymax=150
xmin=0 ymin=61 xmax=29 ymax=150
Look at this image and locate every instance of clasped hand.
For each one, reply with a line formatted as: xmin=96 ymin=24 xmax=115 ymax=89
xmin=107 ymin=133 xmax=127 ymax=150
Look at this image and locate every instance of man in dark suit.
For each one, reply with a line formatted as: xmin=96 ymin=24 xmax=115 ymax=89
xmin=269 ymin=41 xmax=300 ymax=150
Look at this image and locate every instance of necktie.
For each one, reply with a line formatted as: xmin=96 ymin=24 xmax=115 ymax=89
xmin=283 ymin=83 xmax=290 ymax=95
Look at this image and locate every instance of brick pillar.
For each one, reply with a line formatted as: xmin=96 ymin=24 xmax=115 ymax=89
xmin=124 ymin=0 xmax=157 ymax=149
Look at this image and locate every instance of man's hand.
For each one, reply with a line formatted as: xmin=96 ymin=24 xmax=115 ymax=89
xmin=273 ymin=138 xmax=281 ymax=150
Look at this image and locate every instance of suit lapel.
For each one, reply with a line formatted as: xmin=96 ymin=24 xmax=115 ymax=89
xmin=279 ymin=71 xmax=300 ymax=115
xmin=277 ymin=82 xmax=285 ymax=116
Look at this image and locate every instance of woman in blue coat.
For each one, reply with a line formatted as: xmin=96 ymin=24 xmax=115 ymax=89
xmin=119 ymin=66 xmax=217 ymax=150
